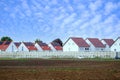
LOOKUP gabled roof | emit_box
[51,42,62,50]
[102,39,114,47]
[0,41,12,51]
[111,37,120,47]
[14,42,21,48]
[51,42,61,46]
[114,37,120,43]
[70,37,90,47]
[37,42,51,50]
[0,42,4,45]
[23,42,37,51]
[87,38,105,48]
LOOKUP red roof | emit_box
[23,42,37,51]
[102,39,114,47]
[37,42,51,51]
[0,41,11,51]
[51,42,62,50]
[41,46,51,50]
[71,37,90,47]
[87,38,105,48]
[27,46,37,51]
[54,46,63,50]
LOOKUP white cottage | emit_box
[111,37,120,52]
[101,39,114,51]
[35,42,51,51]
[86,38,105,52]
[63,37,90,52]
[0,41,17,52]
[18,42,37,52]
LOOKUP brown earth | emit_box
[0,59,120,80]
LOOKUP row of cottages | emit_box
[63,37,116,52]
[0,41,62,52]
[18,42,62,52]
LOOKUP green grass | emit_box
[0,57,120,61]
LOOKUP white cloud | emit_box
[60,13,77,29]
[21,0,32,17]
[90,14,102,24]
[104,2,117,15]
[89,0,102,12]
[103,14,117,24]
[51,0,58,5]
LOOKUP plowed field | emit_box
[0,59,120,80]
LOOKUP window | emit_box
[85,48,89,50]
[68,48,70,51]
[72,43,74,45]
[68,43,70,45]
[12,45,14,52]
[22,47,24,51]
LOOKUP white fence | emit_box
[0,51,118,59]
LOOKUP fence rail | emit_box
[0,51,119,59]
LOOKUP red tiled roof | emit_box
[51,42,62,50]
[23,42,37,51]
[37,42,51,51]
[102,39,114,47]
[41,46,51,50]
[54,46,63,50]
[0,41,11,51]
[71,37,90,47]
[27,46,37,51]
[87,38,105,48]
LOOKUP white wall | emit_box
[48,43,57,51]
[111,38,120,52]
[6,42,18,52]
[86,39,95,51]
[35,43,43,51]
[0,52,116,59]
[101,40,110,51]
[18,43,29,52]
[63,39,79,52]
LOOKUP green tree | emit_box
[35,39,42,43]
[0,36,12,41]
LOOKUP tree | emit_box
[0,36,12,41]
[35,39,42,43]
[52,38,63,46]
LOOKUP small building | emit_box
[0,41,17,52]
[48,42,62,51]
[111,37,120,52]
[35,42,51,51]
[101,39,114,51]
[63,37,90,52]
[86,38,105,51]
[18,42,37,52]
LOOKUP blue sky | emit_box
[0,0,120,43]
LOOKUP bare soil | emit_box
[0,59,120,80]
